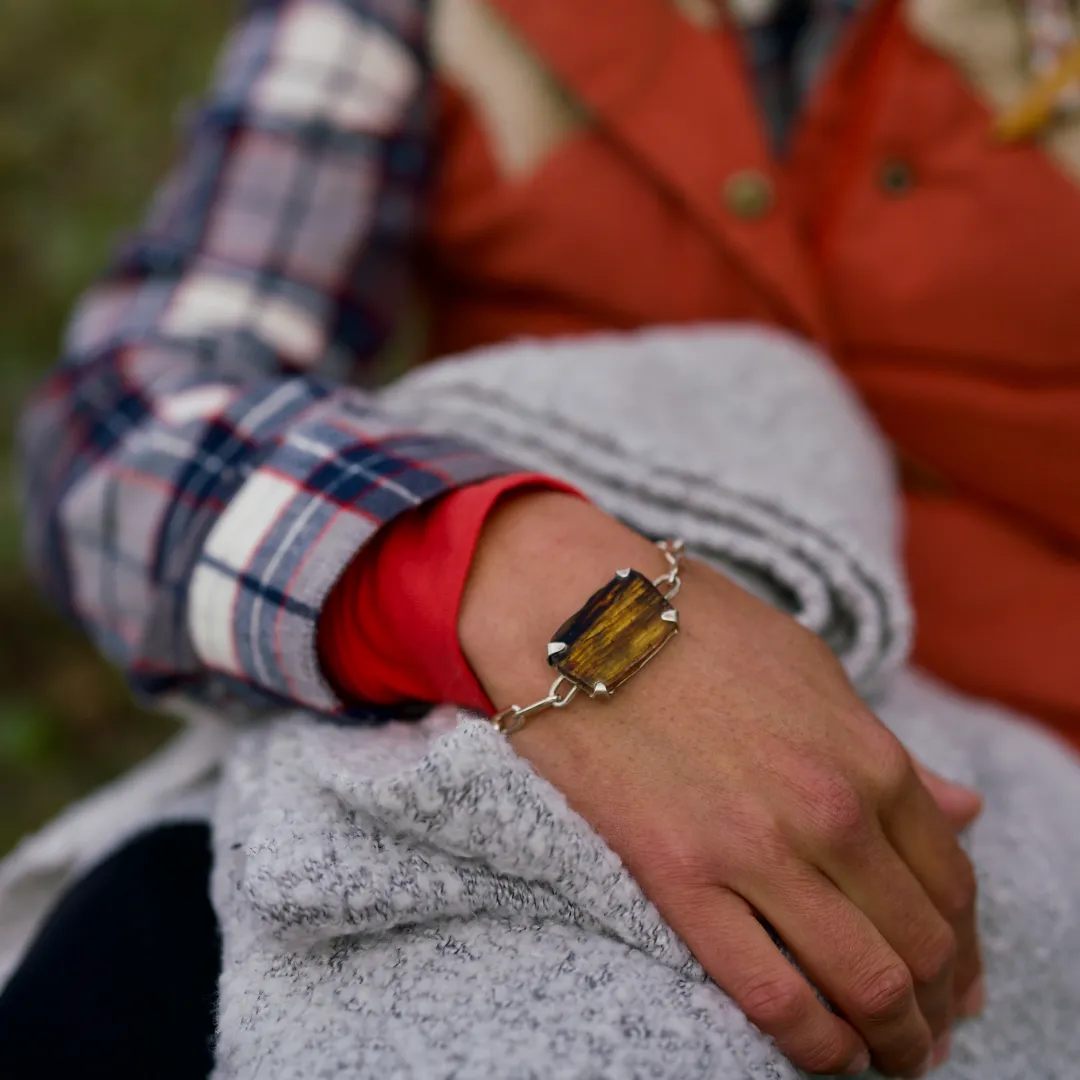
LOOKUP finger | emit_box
[827,830,958,1047]
[912,761,982,831]
[751,865,934,1079]
[886,770,983,1017]
[674,888,870,1076]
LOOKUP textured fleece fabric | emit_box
[207,327,1080,1080]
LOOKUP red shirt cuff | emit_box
[318,474,583,713]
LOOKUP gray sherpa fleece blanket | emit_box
[207,327,1080,1080]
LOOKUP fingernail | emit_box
[844,1049,871,1075]
[959,976,985,1017]
[932,1032,952,1066]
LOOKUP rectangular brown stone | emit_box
[547,569,677,697]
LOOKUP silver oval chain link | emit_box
[491,674,577,736]
[651,537,684,601]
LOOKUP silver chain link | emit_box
[651,537,685,601]
[490,539,684,735]
[490,674,578,736]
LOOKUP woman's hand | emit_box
[460,492,983,1078]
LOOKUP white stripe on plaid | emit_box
[163,273,327,365]
[255,0,420,130]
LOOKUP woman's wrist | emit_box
[458,490,661,713]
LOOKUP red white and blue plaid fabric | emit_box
[17,0,515,720]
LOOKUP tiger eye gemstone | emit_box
[547,569,678,697]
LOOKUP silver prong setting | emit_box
[547,641,568,658]
[592,681,609,697]
[615,568,632,579]
[661,609,679,624]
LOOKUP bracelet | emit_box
[490,539,685,735]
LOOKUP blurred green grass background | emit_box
[0,0,230,853]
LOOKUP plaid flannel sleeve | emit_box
[17,0,516,719]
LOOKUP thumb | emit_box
[914,761,983,831]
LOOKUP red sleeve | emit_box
[318,475,584,713]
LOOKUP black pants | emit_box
[0,823,221,1080]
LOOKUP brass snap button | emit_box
[879,158,916,196]
[722,169,774,221]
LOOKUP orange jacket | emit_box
[421,0,1080,744]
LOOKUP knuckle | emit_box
[909,923,958,986]
[806,776,870,851]
[739,974,810,1033]
[853,963,915,1024]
